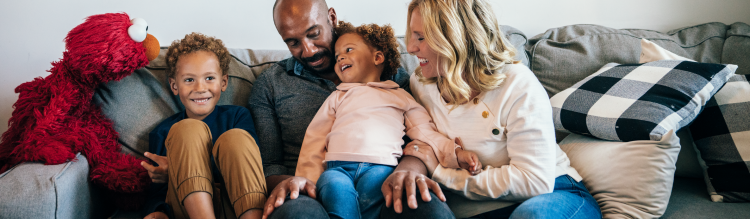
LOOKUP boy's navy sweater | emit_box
[142,105,258,217]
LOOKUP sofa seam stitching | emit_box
[51,152,78,219]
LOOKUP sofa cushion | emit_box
[722,22,750,76]
[662,177,750,218]
[550,60,736,141]
[689,74,750,202]
[501,25,529,67]
[674,128,704,179]
[559,131,680,219]
[526,22,728,98]
[640,38,693,63]
[0,154,108,219]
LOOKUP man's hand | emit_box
[403,140,438,176]
[143,212,168,219]
[262,176,317,219]
[381,156,446,214]
[141,152,168,183]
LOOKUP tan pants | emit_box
[165,119,267,219]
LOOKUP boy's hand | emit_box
[141,152,169,183]
[455,138,482,175]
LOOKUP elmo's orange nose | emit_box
[142,34,160,61]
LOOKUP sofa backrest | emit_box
[95,26,529,157]
[524,22,750,98]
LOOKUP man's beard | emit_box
[298,28,338,74]
[299,50,332,72]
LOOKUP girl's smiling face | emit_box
[334,33,384,83]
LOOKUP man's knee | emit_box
[268,195,329,219]
[379,191,454,219]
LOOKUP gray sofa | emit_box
[1,23,748,219]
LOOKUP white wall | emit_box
[1,0,749,134]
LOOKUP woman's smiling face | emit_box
[407,7,441,79]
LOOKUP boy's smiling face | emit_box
[334,33,384,83]
[169,50,228,120]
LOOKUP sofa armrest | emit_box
[0,153,110,219]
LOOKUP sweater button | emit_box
[473,98,479,104]
[492,128,500,135]
[482,111,489,118]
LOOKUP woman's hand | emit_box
[262,176,317,219]
[402,140,439,176]
[381,157,446,213]
[143,212,168,219]
[141,152,168,183]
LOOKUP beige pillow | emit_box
[639,38,693,63]
[559,130,681,219]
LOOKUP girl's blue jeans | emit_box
[316,161,395,219]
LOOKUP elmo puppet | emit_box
[0,13,159,194]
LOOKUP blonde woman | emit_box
[383,0,602,218]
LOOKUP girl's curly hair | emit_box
[334,21,401,81]
[166,32,230,78]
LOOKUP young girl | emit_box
[295,21,480,219]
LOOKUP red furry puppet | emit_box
[0,13,160,195]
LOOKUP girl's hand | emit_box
[403,140,439,176]
[455,137,482,175]
[456,147,482,175]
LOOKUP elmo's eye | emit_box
[128,18,148,42]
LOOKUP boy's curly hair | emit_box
[166,32,230,78]
[335,21,401,81]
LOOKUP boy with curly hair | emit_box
[142,32,265,219]
[295,21,481,219]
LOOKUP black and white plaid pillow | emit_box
[550,60,737,142]
[689,74,750,202]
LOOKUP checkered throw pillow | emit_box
[550,60,737,142]
[689,74,750,202]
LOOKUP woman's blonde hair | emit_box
[407,0,517,107]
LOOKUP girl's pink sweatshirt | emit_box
[295,80,459,183]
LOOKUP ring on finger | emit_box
[414,145,419,152]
